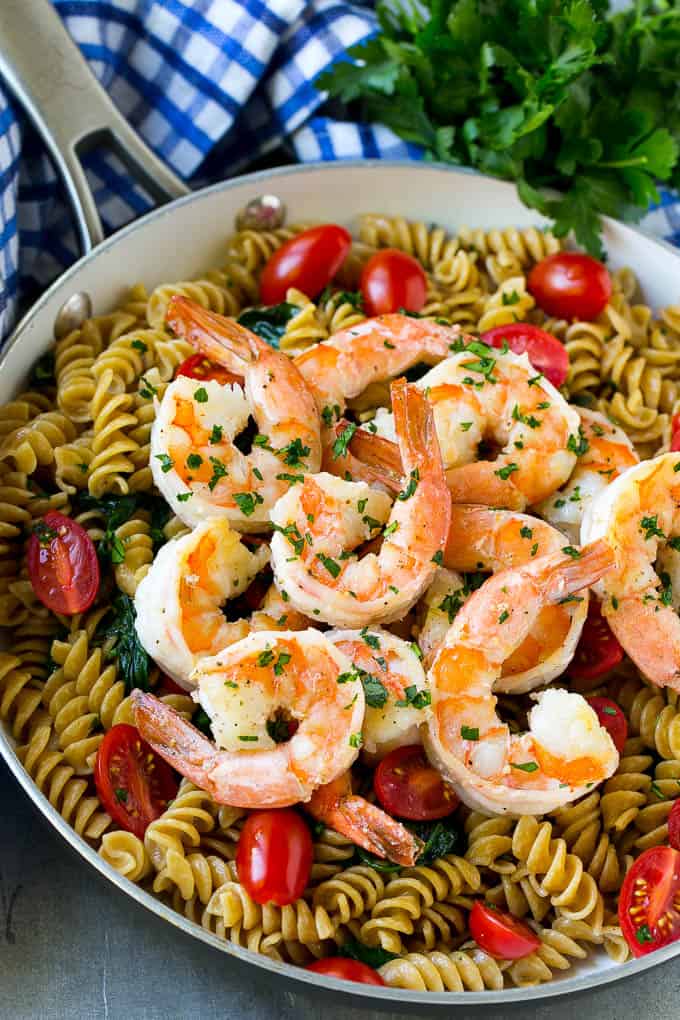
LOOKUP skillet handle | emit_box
[0,0,190,253]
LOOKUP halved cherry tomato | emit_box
[373,744,459,821]
[259,224,352,305]
[480,323,569,387]
[469,901,541,959]
[175,353,243,387]
[236,809,312,906]
[619,846,680,956]
[360,249,427,317]
[27,511,99,615]
[668,800,680,852]
[670,412,680,452]
[94,724,178,838]
[306,958,385,985]
[569,598,623,682]
[528,252,612,321]
[586,696,628,756]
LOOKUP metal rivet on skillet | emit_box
[53,291,93,339]
[235,195,286,232]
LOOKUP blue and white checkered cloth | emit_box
[1,0,679,342]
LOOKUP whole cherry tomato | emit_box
[528,252,612,320]
[306,958,385,985]
[94,724,178,838]
[480,323,569,387]
[27,511,100,615]
[569,598,623,682]
[236,809,312,905]
[259,225,352,305]
[469,901,541,959]
[586,696,628,756]
[360,249,427,317]
[619,846,680,956]
[175,353,242,387]
[374,744,459,821]
[668,800,680,852]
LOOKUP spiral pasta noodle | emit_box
[3,209,680,994]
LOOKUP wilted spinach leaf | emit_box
[338,937,397,969]
[237,303,300,347]
[99,594,149,693]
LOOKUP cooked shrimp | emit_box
[307,771,422,866]
[135,518,269,688]
[332,428,589,694]
[424,541,618,816]
[327,627,430,760]
[581,452,680,689]
[534,408,639,543]
[153,296,321,530]
[293,313,462,423]
[132,630,364,807]
[359,343,579,509]
[269,379,450,628]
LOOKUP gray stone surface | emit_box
[2,757,680,1020]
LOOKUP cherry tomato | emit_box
[306,958,385,985]
[480,323,569,388]
[469,901,541,959]
[236,809,312,906]
[360,249,427,317]
[259,225,352,305]
[528,252,612,321]
[586,696,628,756]
[27,511,100,615]
[373,744,459,821]
[175,353,242,386]
[619,846,680,956]
[94,724,178,838]
[569,598,623,682]
[668,800,680,852]
[670,412,680,452]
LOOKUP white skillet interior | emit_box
[2,161,680,1004]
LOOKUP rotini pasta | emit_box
[2,209,680,996]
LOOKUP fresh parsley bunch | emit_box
[317,0,680,257]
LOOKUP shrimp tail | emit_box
[166,295,260,371]
[391,378,440,479]
[306,773,423,867]
[132,690,217,789]
[540,539,615,603]
[325,419,402,493]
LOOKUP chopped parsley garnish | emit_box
[498,609,510,623]
[316,553,341,578]
[520,526,533,539]
[176,492,193,502]
[193,387,208,403]
[321,404,341,428]
[278,437,310,467]
[114,788,128,803]
[349,732,363,748]
[332,423,358,460]
[155,453,173,473]
[238,735,259,742]
[274,651,292,676]
[461,726,479,741]
[209,424,223,444]
[395,685,431,710]
[640,515,665,541]
[398,469,419,501]
[495,463,519,480]
[186,453,203,470]
[360,628,380,650]
[233,490,264,516]
[431,550,444,565]
[257,649,275,667]
[562,546,581,559]
[511,761,539,773]
[567,428,590,456]
[208,456,228,492]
